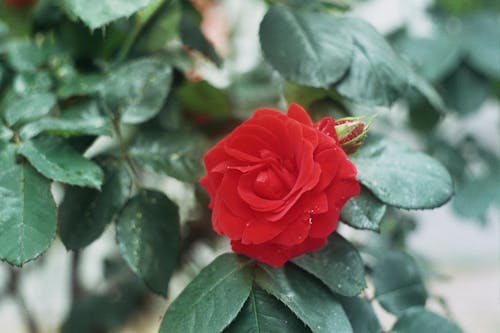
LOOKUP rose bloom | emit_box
[200,104,360,267]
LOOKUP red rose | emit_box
[200,104,360,267]
[4,0,36,7]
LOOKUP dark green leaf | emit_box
[178,81,232,119]
[62,0,158,30]
[129,130,207,182]
[0,143,57,266]
[292,233,366,297]
[339,296,381,333]
[18,136,104,189]
[225,287,310,333]
[116,190,179,296]
[255,264,353,333]
[392,307,463,333]
[461,12,500,79]
[406,88,442,132]
[259,5,353,88]
[441,65,490,115]
[340,187,386,231]
[4,92,57,127]
[407,70,446,113]
[19,100,111,140]
[59,163,132,250]
[179,1,220,65]
[159,253,253,333]
[352,137,454,209]
[99,57,172,124]
[372,251,427,315]
[335,18,409,106]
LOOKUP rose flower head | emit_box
[200,104,360,267]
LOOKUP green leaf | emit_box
[372,251,427,315]
[177,81,232,120]
[19,100,111,140]
[0,143,57,266]
[129,130,207,182]
[441,65,490,115]
[116,190,179,296]
[292,233,366,297]
[394,32,461,82]
[0,123,13,142]
[4,92,57,127]
[392,307,463,333]
[59,162,132,250]
[3,39,51,73]
[340,187,386,231]
[255,264,353,333]
[339,296,381,333]
[452,173,500,221]
[179,1,220,65]
[62,0,158,30]
[56,73,103,98]
[351,137,454,209]
[11,71,54,95]
[461,12,500,79]
[283,82,328,109]
[259,5,353,88]
[335,18,409,106]
[99,58,172,124]
[134,0,181,54]
[159,253,253,333]
[225,287,311,333]
[18,136,104,189]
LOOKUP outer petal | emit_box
[241,219,287,245]
[231,237,326,267]
[271,217,311,246]
[287,103,313,126]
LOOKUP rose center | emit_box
[253,168,289,199]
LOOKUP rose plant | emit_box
[0,0,490,332]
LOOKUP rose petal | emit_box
[271,218,311,246]
[218,203,247,240]
[220,170,254,219]
[237,172,284,211]
[287,103,313,126]
[315,148,341,191]
[241,219,287,244]
[308,209,340,238]
[231,237,326,267]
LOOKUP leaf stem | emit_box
[111,116,142,188]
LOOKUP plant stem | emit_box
[70,250,83,306]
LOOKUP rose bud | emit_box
[200,104,360,267]
[316,116,368,155]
